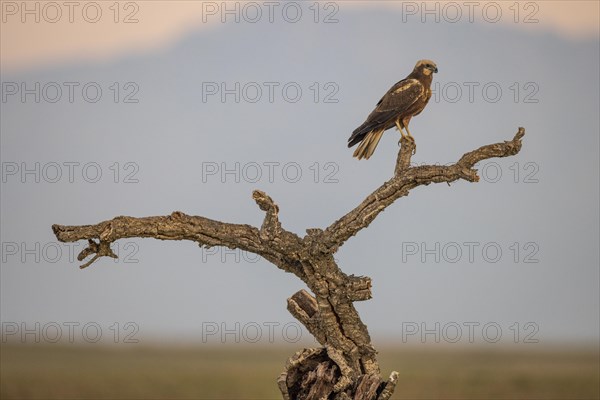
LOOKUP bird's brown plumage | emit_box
[348,59,438,160]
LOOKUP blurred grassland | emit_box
[1,343,598,399]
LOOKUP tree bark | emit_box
[52,128,525,399]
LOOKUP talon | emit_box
[404,130,416,154]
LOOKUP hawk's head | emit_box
[414,59,438,76]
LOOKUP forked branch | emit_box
[320,128,525,253]
[51,127,525,399]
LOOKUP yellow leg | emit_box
[404,125,415,141]
[395,120,407,138]
[395,120,407,146]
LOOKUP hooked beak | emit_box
[430,66,438,73]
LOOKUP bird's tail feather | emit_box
[353,129,385,160]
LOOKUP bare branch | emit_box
[320,128,525,252]
[459,127,525,168]
[252,189,281,238]
[53,212,257,247]
[57,205,290,272]
[53,212,265,268]
[52,193,308,285]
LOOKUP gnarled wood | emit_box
[52,128,525,399]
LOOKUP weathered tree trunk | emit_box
[52,128,525,399]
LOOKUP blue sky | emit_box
[1,2,598,346]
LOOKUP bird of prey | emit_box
[348,59,438,160]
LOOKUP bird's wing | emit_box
[348,79,424,147]
[374,78,424,112]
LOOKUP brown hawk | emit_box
[348,59,438,159]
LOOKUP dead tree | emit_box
[52,128,525,399]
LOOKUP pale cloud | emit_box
[0,1,598,72]
[532,1,599,38]
[1,1,207,71]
